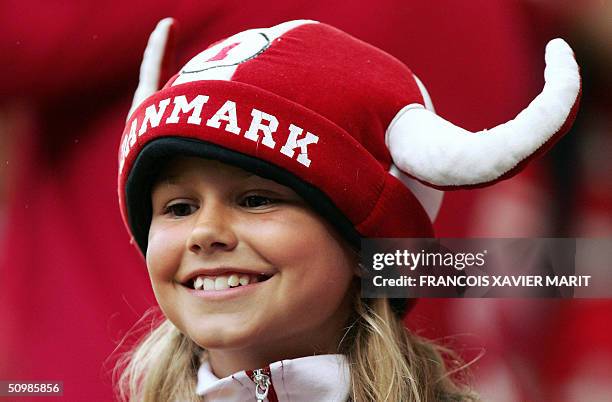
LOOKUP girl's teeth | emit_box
[191,273,264,291]
[215,276,229,290]
[203,277,215,291]
[239,275,250,286]
[228,274,240,287]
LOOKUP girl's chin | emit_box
[189,328,264,351]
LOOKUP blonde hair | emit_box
[113,291,478,402]
[343,295,479,401]
[113,311,202,401]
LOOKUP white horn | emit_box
[127,17,175,120]
[386,38,581,188]
[389,74,444,222]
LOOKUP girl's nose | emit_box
[187,204,238,254]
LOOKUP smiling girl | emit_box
[114,19,580,401]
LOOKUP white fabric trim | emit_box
[389,164,444,222]
[413,74,435,112]
[387,38,580,187]
[196,354,350,402]
[128,18,174,120]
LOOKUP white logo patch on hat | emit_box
[172,20,316,85]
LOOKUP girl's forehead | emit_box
[156,156,253,183]
[152,156,302,198]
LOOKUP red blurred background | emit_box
[1,1,610,401]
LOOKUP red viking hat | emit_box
[118,19,581,312]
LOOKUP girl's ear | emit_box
[352,262,364,278]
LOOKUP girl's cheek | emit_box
[146,224,185,280]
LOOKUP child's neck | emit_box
[206,324,347,378]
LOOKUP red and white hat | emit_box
[118,19,581,272]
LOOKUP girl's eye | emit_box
[164,202,197,217]
[241,195,276,209]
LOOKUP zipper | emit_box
[247,366,278,402]
[253,368,270,401]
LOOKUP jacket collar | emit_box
[196,354,350,401]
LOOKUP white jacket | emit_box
[196,354,350,401]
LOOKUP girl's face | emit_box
[147,157,357,362]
